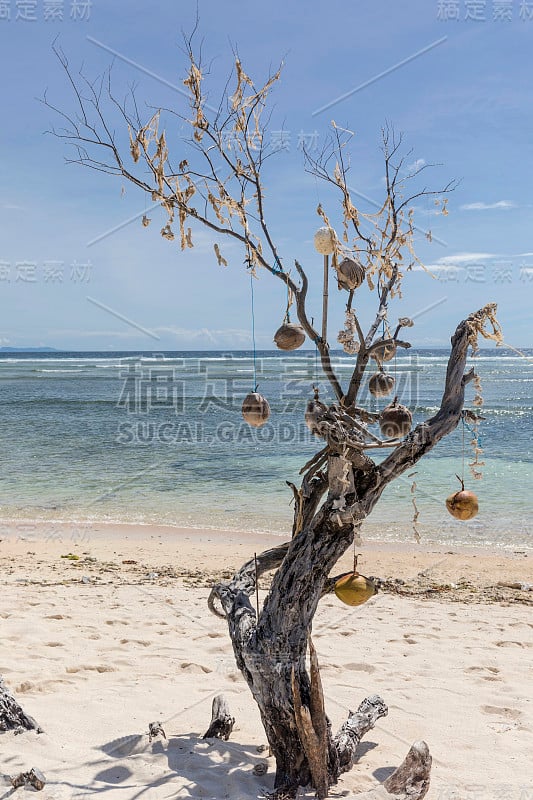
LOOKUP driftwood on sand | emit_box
[202,694,235,741]
[0,677,40,733]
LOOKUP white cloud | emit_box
[460,201,516,211]
[434,252,496,265]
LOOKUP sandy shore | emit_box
[1,522,532,799]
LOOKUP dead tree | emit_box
[46,34,503,799]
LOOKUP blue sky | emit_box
[1,0,532,350]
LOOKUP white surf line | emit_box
[86,36,218,113]
[86,296,161,341]
[312,37,448,116]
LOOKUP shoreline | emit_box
[2,516,532,553]
[1,519,531,603]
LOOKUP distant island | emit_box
[0,347,59,352]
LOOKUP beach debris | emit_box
[203,695,235,741]
[379,398,412,439]
[81,576,92,584]
[274,322,306,351]
[122,559,138,565]
[242,392,270,428]
[445,476,478,521]
[253,762,268,776]
[496,581,532,592]
[10,769,46,791]
[60,553,80,560]
[148,721,167,743]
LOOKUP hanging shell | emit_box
[242,392,270,428]
[371,339,397,362]
[368,371,395,398]
[304,388,327,435]
[336,258,365,292]
[379,398,412,439]
[313,226,336,255]
[334,571,376,607]
[274,323,306,351]
[446,479,479,520]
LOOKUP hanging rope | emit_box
[461,414,466,485]
[311,316,319,387]
[284,272,293,323]
[250,270,258,391]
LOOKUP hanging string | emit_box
[250,270,258,391]
[353,546,360,575]
[284,272,293,323]
[461,414,466,485]
[311,316,319,387]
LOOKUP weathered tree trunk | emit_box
[0,677,40,733]
[208,307,496,798]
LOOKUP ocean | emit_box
[0,349,531,550]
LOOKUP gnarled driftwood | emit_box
[203,694,235,741]
[0,677,40,733]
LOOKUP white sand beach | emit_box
[1,524,532,800]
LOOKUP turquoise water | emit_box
[0,349,531,550]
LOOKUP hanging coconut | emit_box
[304,387,327,435]
[379,397,412,438]
[446,477,479,520]
[368,371,395,398]
[336,258,365,292]
[274,322,306,351]
[242,392,270,428]
[313,226,336,255]
[334,560,376,607]
[371,339,397,362]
